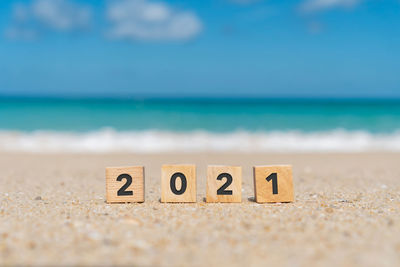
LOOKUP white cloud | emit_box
[300,0,361,14]
[32,0,91,30]
[6,0,92,39]
[5,27,38,41]
[106,0,202,41]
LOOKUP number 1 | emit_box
[266,173,278,194]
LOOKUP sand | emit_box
[0,152,399,266]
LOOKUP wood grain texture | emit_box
[161,164,196,203]
[106,166,144,203]
[253,165,294,203]
[206,165,242,203]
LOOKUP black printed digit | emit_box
[266,173,278,194]
[170,172,187,195]
[216,173,233,195]
[117,174,133,196]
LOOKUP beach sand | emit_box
[0,152,399,266]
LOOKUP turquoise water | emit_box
[1,98,400,133]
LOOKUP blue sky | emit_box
[0,0,399,98]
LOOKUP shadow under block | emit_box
[206,166,242,203]
[106,166,145,203]
[253,165,294,203]
[161,164,196,203]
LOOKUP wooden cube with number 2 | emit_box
[106,166,145,203]
[206,165,242,203]
[253,165,294,203]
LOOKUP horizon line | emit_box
[1,94,400,103]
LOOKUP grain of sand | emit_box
[0,152,399,266]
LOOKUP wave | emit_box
[1,128,400,153]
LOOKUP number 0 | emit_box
[170,172,187,195]
[266,173,278,194]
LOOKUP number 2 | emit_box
[266,173,278,194]
[217,173,233,195]
[117,174,133,196]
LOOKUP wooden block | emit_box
[253,165,294,203]
[161,164,196,203]
[106,166,145,203]
[206,165,242,203]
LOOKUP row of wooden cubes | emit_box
[106,165,294,203]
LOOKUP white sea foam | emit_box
[1,128,400,153]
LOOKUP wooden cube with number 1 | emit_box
[253,165,294,203]
[161,164,196,203]
[106,166,145,203]
[206,165,242,203]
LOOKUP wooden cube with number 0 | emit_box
[253,165,294,203]
[206,165,242,203]
[106,166,145,203]
[161,164,196,203]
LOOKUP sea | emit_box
[1,97,400,153]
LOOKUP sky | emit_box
[0,0,399,98]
